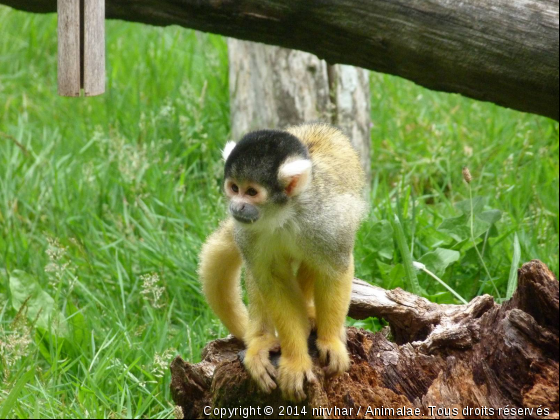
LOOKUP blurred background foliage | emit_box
[0,6,558,418]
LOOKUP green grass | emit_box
[0,6,558,419]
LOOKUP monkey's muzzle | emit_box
[229,201,260,224]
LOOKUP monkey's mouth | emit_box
[232,214,259,224]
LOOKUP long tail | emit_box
[198,219,248,340]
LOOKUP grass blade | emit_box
[414,262,468,304]
[0,367,35,418]
[506,233,521,300]
[391,214,422,296]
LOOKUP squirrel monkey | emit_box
[199,123,366,401]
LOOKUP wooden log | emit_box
[57,0,81,96]
[228,40,372,182]
[9,0,559,120]
[170,260,559,418]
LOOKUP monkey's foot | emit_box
[243,335,279,393]
[278,358,317,402]
[316,337,350,377]
[244,349,277,393]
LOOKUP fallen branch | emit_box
[2,0,558,120]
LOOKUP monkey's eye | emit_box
[246,188,258,197]
[231,184,239,193]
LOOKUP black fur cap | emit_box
[224,130,309,201]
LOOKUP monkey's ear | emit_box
[222,141,236,161]
[278,159,312,197]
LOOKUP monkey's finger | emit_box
[323,350,350,377]
[323,362,339,377]
[294,387,306,402]
[282,385,306,402]
[263,360,277,380]
[259,360,278,391]
[293,375,305,401]
[322,353,334,376]
[255,369,277,393]
[317,344,330,365]
[319,352,329,368]
[262,376,277,392]
[305,370,318,385]
[254,348,277,380]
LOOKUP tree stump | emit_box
[170,260,559,419]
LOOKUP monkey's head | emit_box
[222,130,312,226]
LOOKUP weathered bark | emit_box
[170,260,559,419]
[3,0,558,120]
[228,40,372,182]
[330,65,371,181]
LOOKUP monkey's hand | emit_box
[316,337,350,377]
[243,335,279,394]
[278,356,317,402]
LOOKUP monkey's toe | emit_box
[244,351,277,393]
[316,338,350,377]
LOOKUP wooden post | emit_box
[58,0,105,97]
[228,40,372,183]
[329,64,371,182]
[57,0,81,96]
[83,0,105,96]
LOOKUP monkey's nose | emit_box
[229,201,260,223]
[230,202,245,212]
